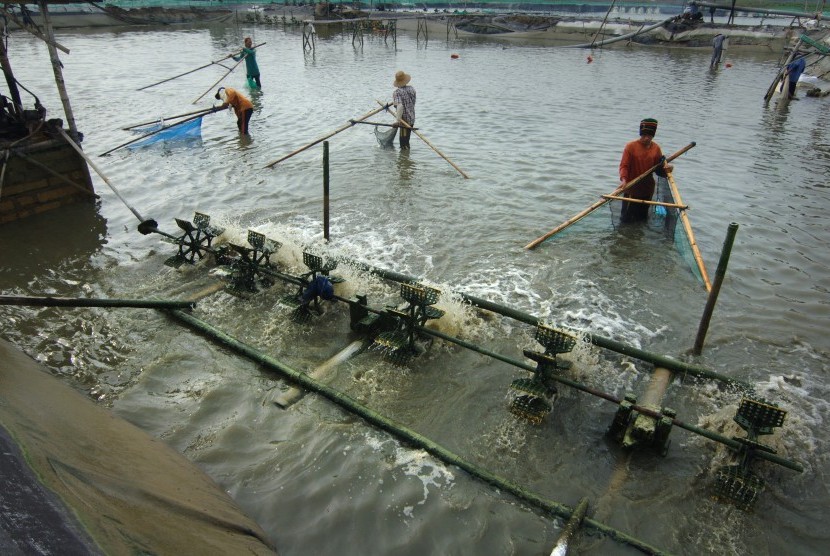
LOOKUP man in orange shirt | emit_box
[214,86,254,135]
[618,118,673,223]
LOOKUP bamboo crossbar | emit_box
[192,56,246,105]
[600,194,687,209]
[122,107,213,130]
[100,110,212,156]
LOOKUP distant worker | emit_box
[214,86,254,135]
[784,55,807,99]
[618,119,673,223]
[710,33,726,69]
[233,37,261,89]
[392,70,416,149]
[709,5,716,23]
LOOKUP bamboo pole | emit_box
[764,35,805,103]
[666,171,711,292]
[0,6,70,54]
[0,33,26,118]
[263,105,388,168]
[0,295,194,310]
[376,99,470,179]
[122,107,215,130]
[601,194,687,209]
[57,128,149,224]
[191,56,246,105]
[137,42,265,91]
[549,497,590,555]
[166,308,670,555]
[524,142,696,250]
[100,109,213,156]
[38,1,78,138]
[693,223,739,355]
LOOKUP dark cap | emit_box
[639,118,658,137]
[214,87,225,100]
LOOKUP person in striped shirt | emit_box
[392,70,416,149]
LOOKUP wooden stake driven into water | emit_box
[263,105,389,168]
[375,99,470,179]
[524,142,696,250]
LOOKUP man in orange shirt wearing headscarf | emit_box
[618,118,673,223]
[214,86,254,135]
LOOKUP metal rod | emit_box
[0,295,194,310]
[165,308,669,555]
[693,223,739,355]
[57,128,148,223]
[353,262,747,387]
[549,497,590,555]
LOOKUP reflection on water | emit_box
[2,22,830,556]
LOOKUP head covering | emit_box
[215,87,227,101]
[639,118,658,137]
[393,70,411,88]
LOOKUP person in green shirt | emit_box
[233,37,261,89]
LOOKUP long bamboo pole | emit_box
[524,142,696,250]
[100,109,213,156]
[263,105,388,168]
[122,107,215,130]
[666,171,711,292]
[376,99,470,179]
[57,128,149,224]
[137,42,266,91]
[191,56,246,105]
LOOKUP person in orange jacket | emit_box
[213,86,254,135]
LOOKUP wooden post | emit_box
[323,141,330,242]
[38,1,78,138]
[0,21,24,116]
[693,223,739,356]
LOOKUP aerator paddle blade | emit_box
[509,394,551,425]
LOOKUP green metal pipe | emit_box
[414,325,803,473]
[0,295,194,310]
[323,141,330,242]
[165,308,669,555]
[693,223,739,356]
[357,263,749,388]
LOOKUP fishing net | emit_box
[549,177,705,284]
[375,125,397,148]
[127,117,203,150]
[607,176,705,286]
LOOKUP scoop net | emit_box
[375,125,397,148]
[127,117,203,149]
[608,175,706,286]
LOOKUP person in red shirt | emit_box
[214,86,254,135]
[618,118,673,223]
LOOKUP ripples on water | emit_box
[3,21,830,554]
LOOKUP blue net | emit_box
[127,116,203,149]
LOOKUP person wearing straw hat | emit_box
[392,70,416,149]
[213,86,254,135]
[618,118,673,223]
